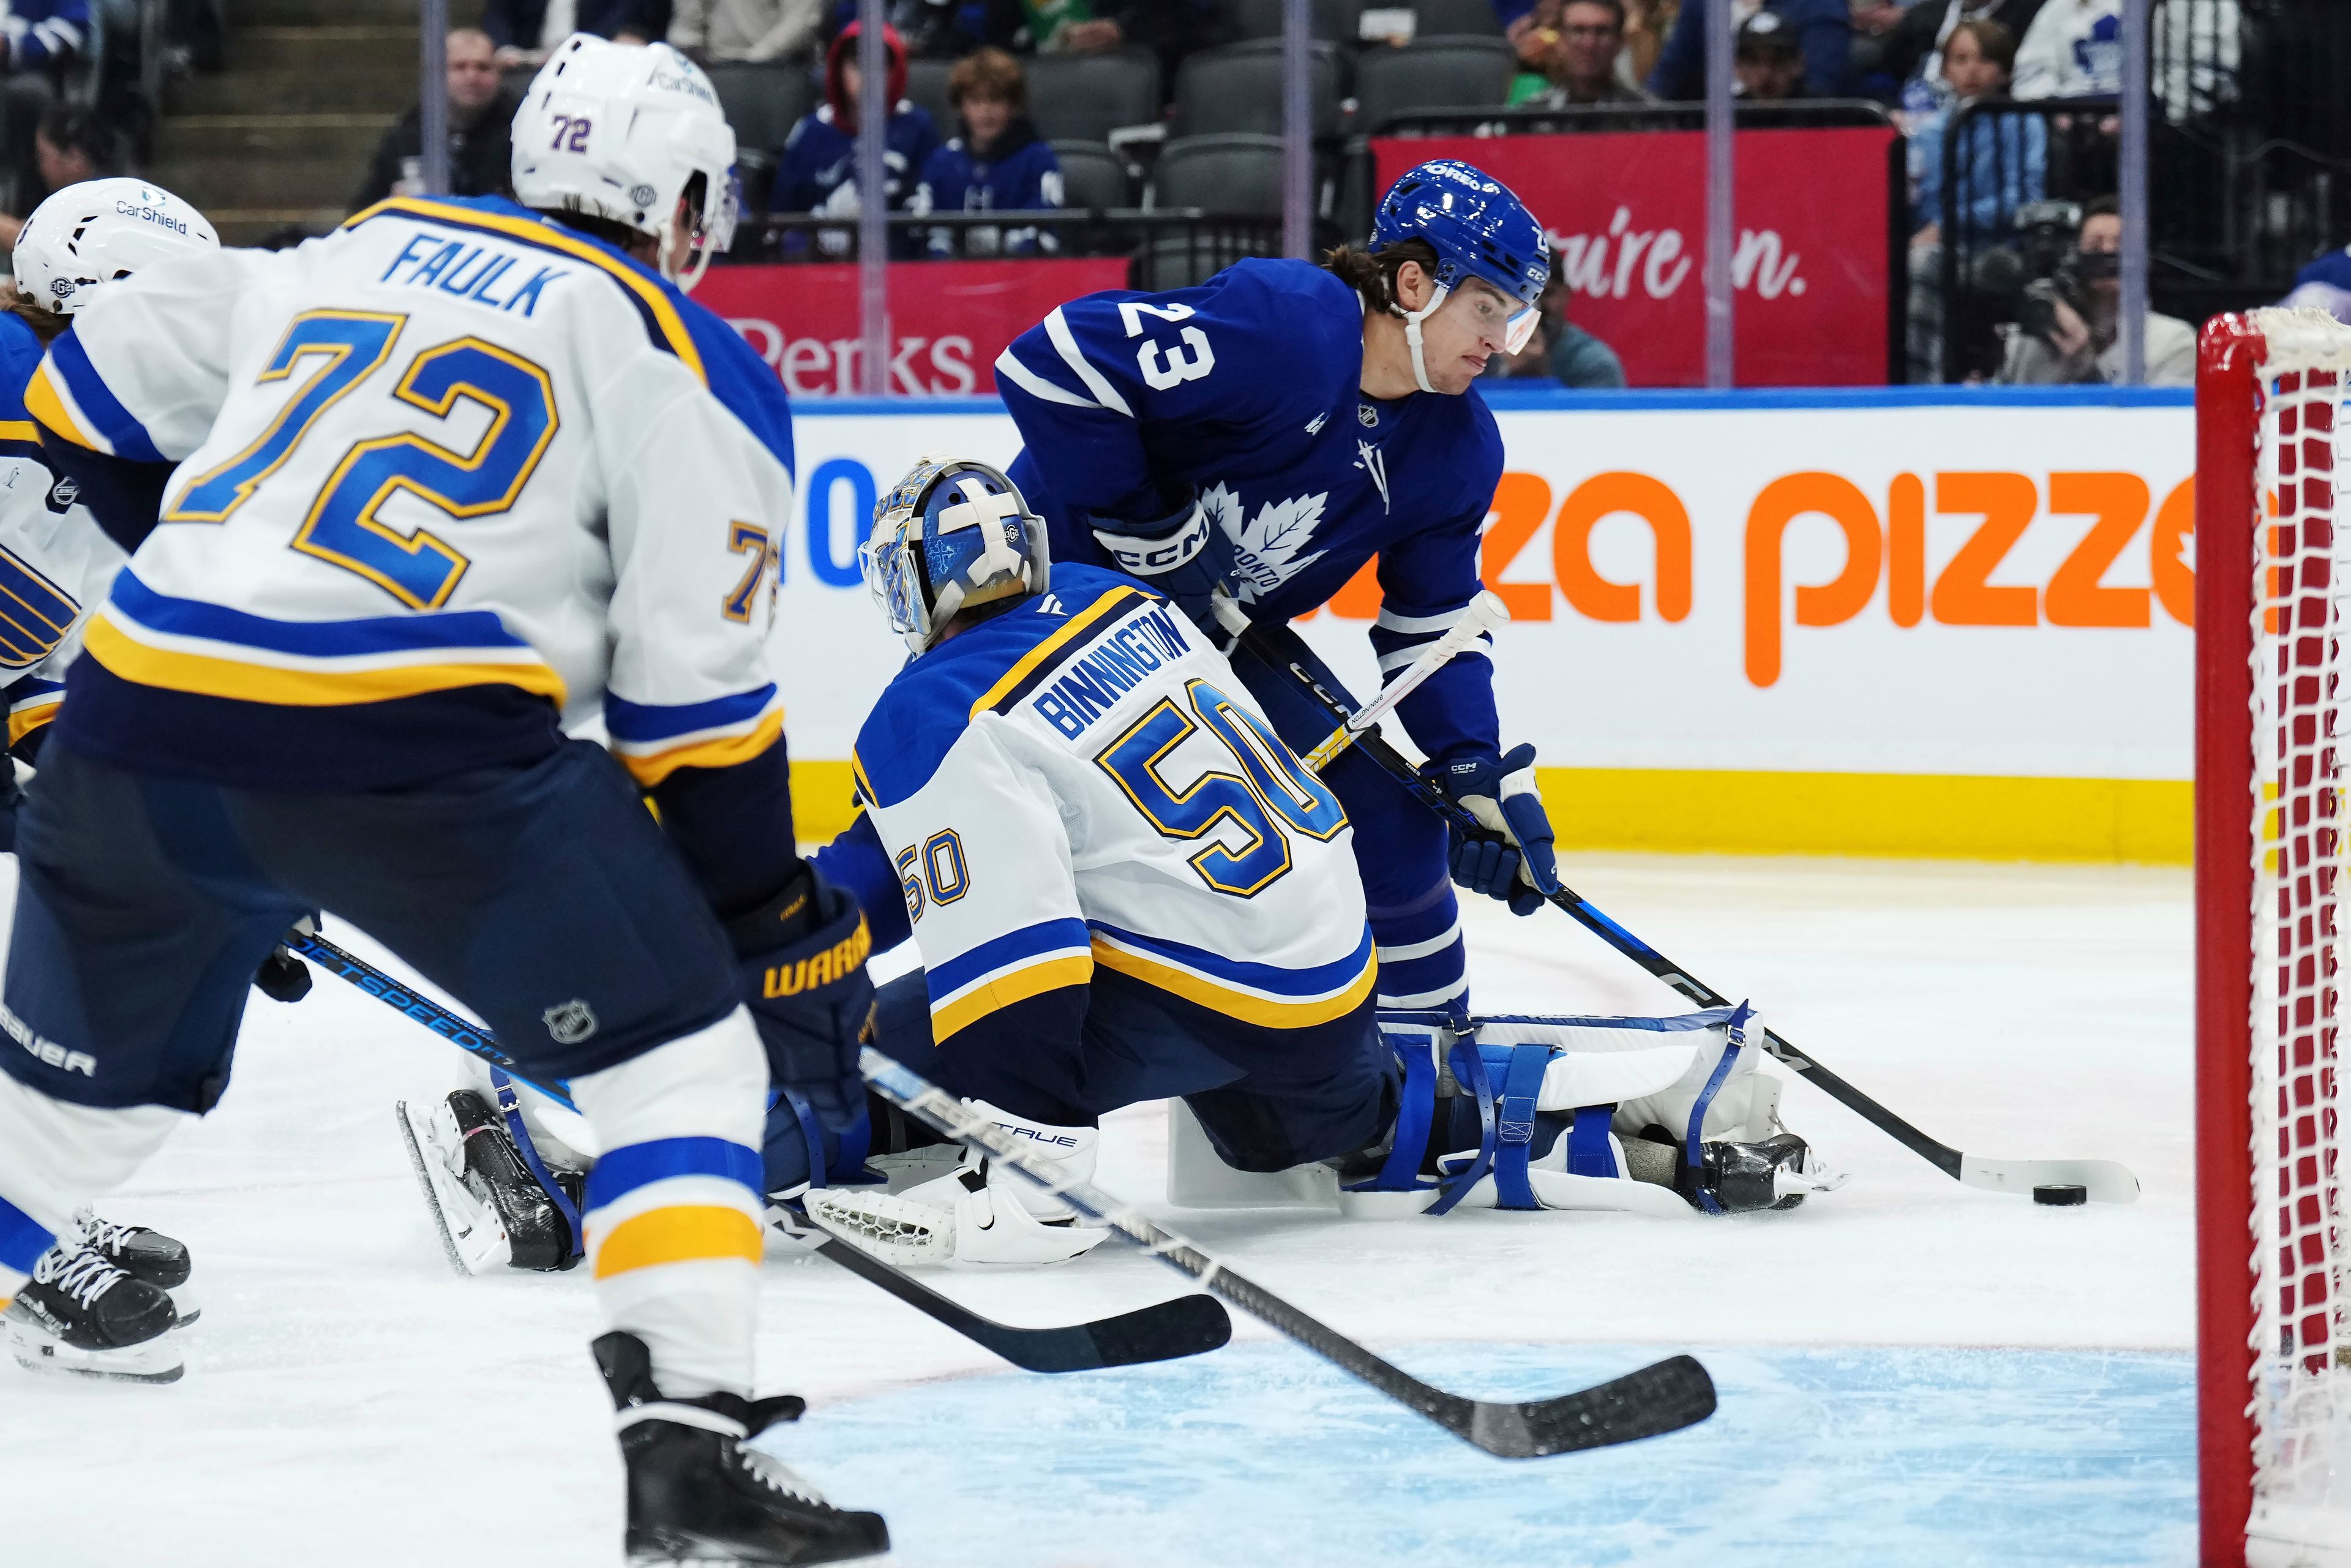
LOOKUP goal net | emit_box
[2200,306,2351,1568]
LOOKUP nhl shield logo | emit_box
[542,999,598,1045]
[1357,403,1379,428]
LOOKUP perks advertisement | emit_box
[1373,130,1898,388]
[694,258,1129,397]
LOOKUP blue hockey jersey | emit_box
[773,101,941,219]
[1,0,89,67]
[910,118,1062,257]
[995,258,1509,767]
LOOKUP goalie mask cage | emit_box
[2199,307,2351,1567]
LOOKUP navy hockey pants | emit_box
[868,967,1398,1173]
[1223,623,1467,1014]
[0,737,743,1114]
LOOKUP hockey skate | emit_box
[595,1330,889,1567]
[801,1104,1108,1269]
[397,1090,582,1276]
[75,1208,199,1326]
[4,1241,182,1383]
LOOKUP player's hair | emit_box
[540,171,711,257]
[948,47,1025,109]
[1946,17,2018,75]
[1323,237,1444,316]
[4,290,67,343]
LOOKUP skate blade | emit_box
[167,1285,201,1328]
[394,1100,509,1277]
[6,1322,185,1384]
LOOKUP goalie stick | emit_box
[860,1045,1718,1458]
[290,931,1235,1373]
[1237,634,2141,1207]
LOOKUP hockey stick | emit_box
[860,1045,1717,1458]
[291,931,1236,1371]
[1240,642,2142,1207]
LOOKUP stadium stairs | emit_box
[147,0,418,246]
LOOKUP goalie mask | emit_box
[860,459,1049,654]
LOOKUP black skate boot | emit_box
[594,1331,890,1567]
[1677,1131,1829,1213]
[75,1208,198,1326]
[397,1089,583,1275]
[4,1242,182,1382]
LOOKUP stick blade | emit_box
[1078,1292,1234,1371]
[1958,1155,2140,1204]
[1461,1352,1718,1458]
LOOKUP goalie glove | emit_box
[1087,490,1237,643]
[1430,743,1560,917]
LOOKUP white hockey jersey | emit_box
[27,194,796,795]
[0,308,124,752]
[853,563,1376,1051]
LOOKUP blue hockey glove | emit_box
[1429,744,1560,917]
[1087,490,1236,641]
[724,870,876,1130]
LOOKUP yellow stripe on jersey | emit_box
[23,362,98,451]
[932,953,1095,1042]
[1089,937,1378,1029]
[968,588,1146,719]
[0,420,40,443]
[591,1204,763,1278]
[345,198,705,383]
[8,696,59,746]
[615,706,786,787]
[84,615,569,709]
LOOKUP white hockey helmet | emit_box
[510,34,739,291]
[12,177,219,315]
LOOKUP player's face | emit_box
[1421,278,1521,393]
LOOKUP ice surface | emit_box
[0,854,2191,1566]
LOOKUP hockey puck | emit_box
[2033,1184,2088,1207]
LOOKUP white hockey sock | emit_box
[568,1008,768,1400]
[0,1072,185,1308]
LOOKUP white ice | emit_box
[0,854,2192,1566]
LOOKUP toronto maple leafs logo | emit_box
[1202,481,1329,603]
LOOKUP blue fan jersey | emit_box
[996,258,1508,767]
[912,121,1062,256]
[773,102,942,216]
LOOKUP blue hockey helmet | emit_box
[1370,160,1551,389]
[860,457,1050,653]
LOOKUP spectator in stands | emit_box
[0,0,89,189]
[2011,0,2240,116]
[1649,0,1847,101]
[482,0,666,71]
[2281,246,2351,326]
[1549,313,1627,386]
[1907,19,2043,380]
[989,0,1223,72]
[670,0,823,63]
[774,20,939,251]
[1733,12,1807,99]
[1870,0,2044,112]
[1996,195,2194,384]
[350,28,518,212]
[911,45,1059,255]
[1509,0,1657,107]
[1619,0,1677,85]
[0,99,110,249]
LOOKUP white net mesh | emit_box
[2249,309,2351,1562]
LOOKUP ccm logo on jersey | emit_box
[762,917,873,998]
[0,999,94,1076]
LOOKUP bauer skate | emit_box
[75,1207,199,1326]
[595,1331,890,1567]
[4,1240,182,1383]
[397,1090,582,1275]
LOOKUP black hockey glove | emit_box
[724,869,875,1130]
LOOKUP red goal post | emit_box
[2197,306,2351,1567]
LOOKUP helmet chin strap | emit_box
[1397,282,1450,395]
